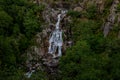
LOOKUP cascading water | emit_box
[48,10,67,58]
[25,10,67,78]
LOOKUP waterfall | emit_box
[48,10,67,58]
[24,10,67,78]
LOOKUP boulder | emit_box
[74,7,83,12]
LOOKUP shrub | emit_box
[85,4,98,19]
[67,10,81,18]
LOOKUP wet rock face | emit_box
[96,0,105,13]
[27,0,91,72]
[103,0,120,37]
[25,0,120,78]
[25,2,72,75]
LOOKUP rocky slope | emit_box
[25,1,72,77]
[24,0,120,78]
[103,0,120,37]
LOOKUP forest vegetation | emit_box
[0,0,120,80]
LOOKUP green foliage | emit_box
[0,36,16,65]
[58,11,120,80]
[0,0,120,80]
[117,3,120,12]
[59,40,109,80]
[59,33,120,80]
[0,10,13,35]
[28,70,48,80]
[59,17,120,80]
[85,5,98,19]
[0,0,45,79]
[71,20,101,41]
[23,9,40,38]
[67,10,81,18]
[0,66,24,80]
[102,0,113,17]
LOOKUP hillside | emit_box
[0,0,120,80]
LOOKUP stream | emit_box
[48,10,67,58]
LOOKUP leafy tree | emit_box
[0,10,13,35]
[0,0,45,79]
[0,36,16,65]
[23,9,40,38]
[59,40,109,80]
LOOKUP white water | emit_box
[48,10,67,58]
[24,70,35,78]
[25,10,67,78]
